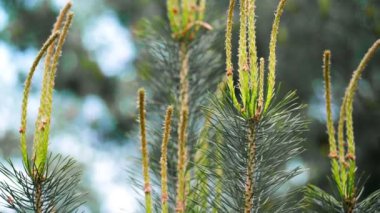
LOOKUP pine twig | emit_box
[33,8,74,173]
[160,106,174,213]
[176,108,189,213]
[138,88,152,213]
[265,0,288,111]
[20,32,60,168]
[244,123,257,213]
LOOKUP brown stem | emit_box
[34,176,43,213]
[344,197,356,213]
[179,42,190,113]
[175,42,190,213]
[244,123,256,213]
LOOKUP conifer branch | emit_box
[2,2,83,212]
[0,155,84,212]
[304,39,380,213]
[138,88,153,213]
[160,106,174,213]
[133,1,222,211]
[204,91,305,212]
[343,39,380,201]
[265,0,288,111]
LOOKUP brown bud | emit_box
[254,105,262,122]
[345,153,356,161]
[343,161,349,168]
[173,8,179,14]
[240,106,246,113]
[243,63,249,71]
[328,151,338,159]
[226,68,233,77]
[161,193,169,202]
[7,196,13,204]
[144,183,151,193]
[176,202,185,211]
[39,124,46,131]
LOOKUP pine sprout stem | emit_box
[322,50,343,195]
[176,108,189,213]
[20,32,60,168]
[265,0,288,111]
[138,89,152,213]
[244,123,257,213]
[160,106,174,213]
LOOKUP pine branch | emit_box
[20,32,60,169]
[322,50,342,195]
[160,106,174,213]
[265,0,288,111]
[134,1,306,212]
[198,91,306,212]
[133,6,224,211]
[304,39,380,213]
[225,0,237,106]
[33,6,74,173]
[176,109,188,212]
[0,154,84,212]
[0,2,84,212]
[138,89,153,213]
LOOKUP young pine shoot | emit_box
[0,2,84,212]
[304,39,380,213]
[198,0,306,211]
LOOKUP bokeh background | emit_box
[0,0,379,212]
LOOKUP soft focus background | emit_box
[0,0,379,212]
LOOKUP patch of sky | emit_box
[0,3,8,31]
[286,159,309,186]
[275,158,310,196]
[50,126,139,211]
[21,0,40,10]
[46,92,138,211]
[82,11,136,77]
[52,0,105,19]
[308,79,338,123]
[0,42,42,138]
